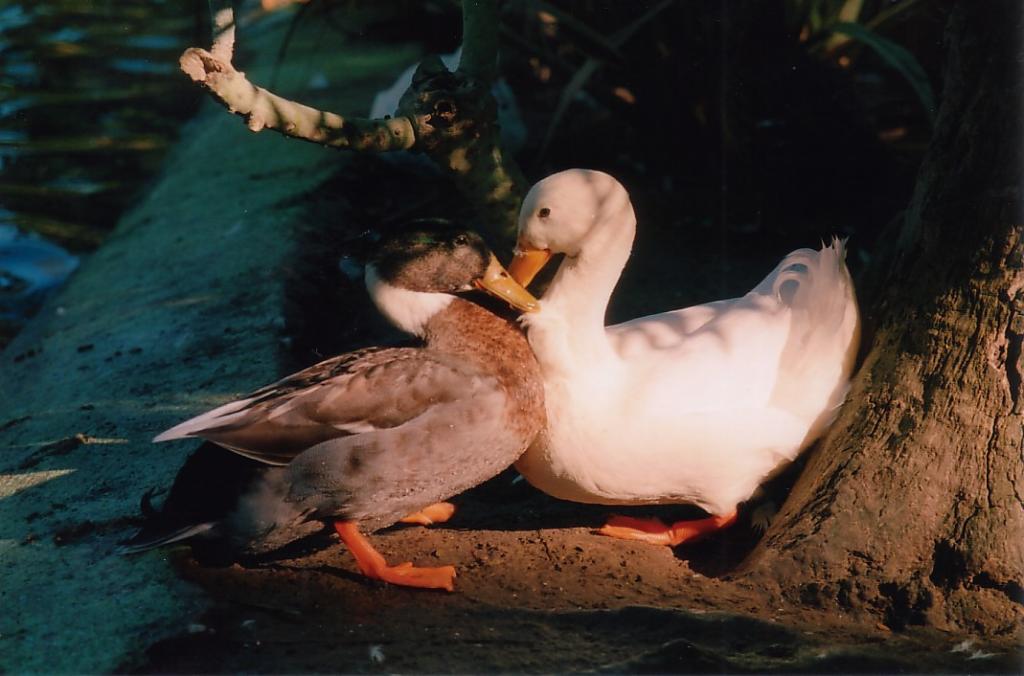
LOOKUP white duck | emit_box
[507,169,860,546]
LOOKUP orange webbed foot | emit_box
[365,559,457,591]
[334,521,456,592]
[399,502,457,526]
[596,511,738,547]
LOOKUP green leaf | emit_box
[831,20,937,126]
[536,0,673,163]
[837,0,864,23]
[824,0,864,50]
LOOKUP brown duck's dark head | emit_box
[368,221,538,319]
[372,222,493,294]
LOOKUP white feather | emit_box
[364,264,454,337]
[513,170,860,515]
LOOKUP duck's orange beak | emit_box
[508,239,552,288]
[474,253,540,312]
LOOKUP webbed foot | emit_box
[334,521,456,591]
[399,502,457,526]
[596,511,737,546]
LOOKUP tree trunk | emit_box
[742,2,1024,635]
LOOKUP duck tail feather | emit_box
[118,522,216,555]
[153,397,257,443]
[766,237,861,430]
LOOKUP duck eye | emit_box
[538,208,551,218]
[453,234,469,246]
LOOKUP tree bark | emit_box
[398,52,526,249]
[743,2,1024,635]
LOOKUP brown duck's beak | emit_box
[474,253,540,313]
[508,240,552,288]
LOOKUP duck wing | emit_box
[597,240,858,422]
[607,298,737,358]
[154,347,494,465]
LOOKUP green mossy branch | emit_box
[179,47,416,152]
[398,55,526,246]
[181,0,524,244]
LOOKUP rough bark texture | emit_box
[398,54,526,248]
[743,2,1024,635]
[394,0,527,247]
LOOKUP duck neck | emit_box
[545,206,635,342]
[424,298,531,378]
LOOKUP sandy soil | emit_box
[118,156,1024,673]
[128,475,1021,673]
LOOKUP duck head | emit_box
[365,223,538,336]
[509,169,636,287]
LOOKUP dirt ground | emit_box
[118,155,1024,673]
[127,475,1020,673]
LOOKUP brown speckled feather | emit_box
[156,297,544,541]
[187,346,498,465]
[278,299,546,530]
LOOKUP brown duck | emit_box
[123,225,544,591]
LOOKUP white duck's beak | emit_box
[508,239,552,288]
[474,253,540,313]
